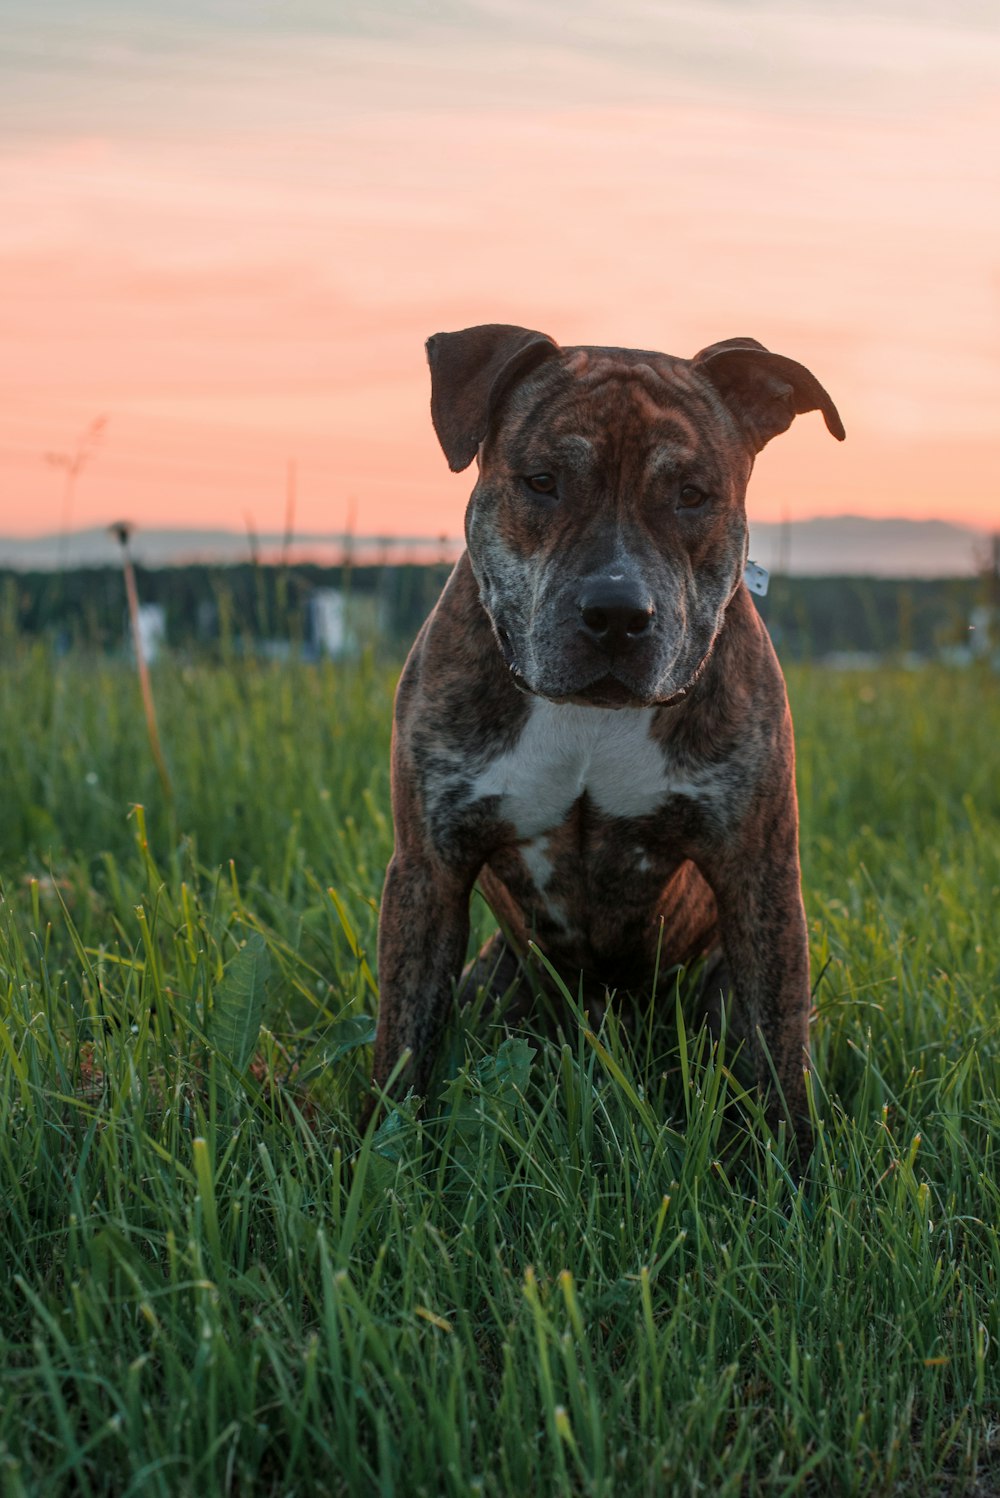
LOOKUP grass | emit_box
[0,645,998,1495]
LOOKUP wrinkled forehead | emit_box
[493,346,737,464]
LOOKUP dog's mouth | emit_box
[495,626,681,708]
[496,627,642,707]
[493,610,713,709]
[495,624,524,678]
[561,674,643,708]
[494,623,540,698]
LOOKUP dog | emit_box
[372,323,844,1155]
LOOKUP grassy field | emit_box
[1,644,999,1496]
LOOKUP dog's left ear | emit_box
[426,324,560,472]
[692,337,845,451]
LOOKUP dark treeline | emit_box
[0,562,985,661]
[758,574,980,660]
[0,561,452,655]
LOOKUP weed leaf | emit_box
[371,1094,420,1163]
[445,1036,533,1133]
[210,932,272,1074]
[295,1014,377,1085]
[327,1013,377,1063]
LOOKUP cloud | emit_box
[2,0,998,135]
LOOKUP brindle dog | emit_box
[372,324,844,1155]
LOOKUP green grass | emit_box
[1,647,998,1496]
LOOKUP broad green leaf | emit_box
[296,1014,376,1085]
[210,931,272,1074]
[326,1013,377,1063]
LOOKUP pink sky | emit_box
[1,2,998,540]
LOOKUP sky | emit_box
[0,0,998,542]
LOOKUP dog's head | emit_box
[427,323,844,707]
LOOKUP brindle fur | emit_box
[373,325,844,1157]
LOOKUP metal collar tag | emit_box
[744,560,769,597]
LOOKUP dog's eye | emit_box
[524,473,557,495]
[678,484,709,510]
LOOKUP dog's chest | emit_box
[470,699,720,839]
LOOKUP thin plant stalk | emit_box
[111,522,174,810]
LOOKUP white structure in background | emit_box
[968,605,996,660]
[134,603,167,662]
[309,588,356,658]
[943,537,1000,669]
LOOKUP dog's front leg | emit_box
[372,850,473,1104]
[703,798,813,1158]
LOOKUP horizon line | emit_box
[0,512,994,546]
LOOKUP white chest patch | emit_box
[471,699,718,839]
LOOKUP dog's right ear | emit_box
[426,324,560,472]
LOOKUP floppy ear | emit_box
[426,324,560,472]
[692,337,845,452]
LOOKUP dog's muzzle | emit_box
[577,575,655,654]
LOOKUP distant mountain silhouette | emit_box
[746,516,989,577]
[0,528,458,570]
[0,517,989,577]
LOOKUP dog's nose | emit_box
[578,578,655,649]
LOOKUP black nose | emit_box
[578,578,655,649]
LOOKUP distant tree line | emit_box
[0,562,985,662]
[0,562,452,655]
[756,574,980,660]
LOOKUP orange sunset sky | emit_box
[1,0,998,542]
